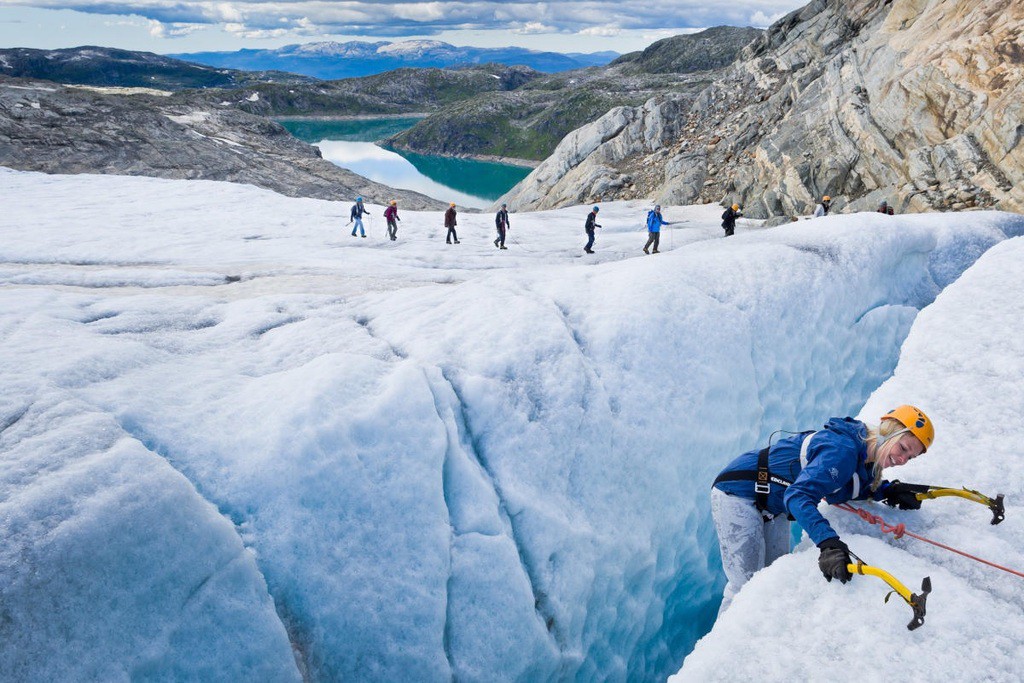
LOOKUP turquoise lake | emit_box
[278,118,532,209]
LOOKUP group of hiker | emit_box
[349,193,900,253]
[349,198,513,249]
[720,195,896,235]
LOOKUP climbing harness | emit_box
[711,430,815,518]
[845,551,931,631]
[835,503,1024,580]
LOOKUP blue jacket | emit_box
[646,210,667,232]
[714,418,893,545]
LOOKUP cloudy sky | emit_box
[0,1,808,55]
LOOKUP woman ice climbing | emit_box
[710,405,935,614]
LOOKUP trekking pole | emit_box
[846,552,931,631]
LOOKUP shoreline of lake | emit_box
[277,117,532,208]
[274,113,430,122]
[381,143,540,170]
[276,116,542,169]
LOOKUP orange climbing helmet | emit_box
[882,405,934,451]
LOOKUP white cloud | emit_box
[147,18,201,38]
[512,22,557,35]
[750,11,786,28]
[580,26,621,37]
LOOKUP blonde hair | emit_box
[864,419,907,490]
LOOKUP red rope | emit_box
[834,503,1024,580]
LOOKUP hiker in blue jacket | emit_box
[643,205,674,254]
[711,405,935,614]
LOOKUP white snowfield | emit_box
[1,167,1022,682]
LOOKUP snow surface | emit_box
[1,167,1023,681]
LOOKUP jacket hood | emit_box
[823,416,867,444]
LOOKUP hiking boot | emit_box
[643,247,649,254]
[652,249,659,253]
[500,245,507,250]
[361,235,366,238]
[584,248,594,254]
[455,240,460,244]
[494,238,500,248]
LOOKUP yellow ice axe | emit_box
[846,560,931,631]
[915,487,1005,525]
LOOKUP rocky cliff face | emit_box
[499,0,1024,217]
[0,77,444,209]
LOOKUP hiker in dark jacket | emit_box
[711,405,935,615]
[350,197,368,237]
[721,203,742,236]
[384,200,400,241]
[584,206,601,253]
[444,203,459,244]
[494,203,510,249]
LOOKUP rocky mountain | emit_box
[0,46,312,90]
[384,27,761,163]
[610,26,764,74]
[0,46,543,119]
[499,0,1024,217]
[171,40,618,79]
[0,77,443,209]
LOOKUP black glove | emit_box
[817,537,852,584]
[883,481,930,510]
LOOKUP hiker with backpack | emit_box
[721,203,742,237]
[444,202,459,244]
[643,205,674,254]
[349,197,368,237]
[384,200,400,241]
[814,195,832,218]
[710,405,936,614]
[494,203,510,249]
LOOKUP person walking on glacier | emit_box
[444,202,459,244]
[721,203,742,237]
[494,203,510,249]
[643,205,674,254]
[349,197,368,237]
[583,206,601,253]
[814,195,832,218]
[384,200,400,241]
[710,405,936,614]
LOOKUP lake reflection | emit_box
[278,118,531,209]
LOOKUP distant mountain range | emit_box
[0,46,313,90]
[169,40,619,79]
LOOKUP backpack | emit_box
[647,210,657,230]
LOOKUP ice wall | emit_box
[2,169,1023,681]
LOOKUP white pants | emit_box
[711,487,791,615]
